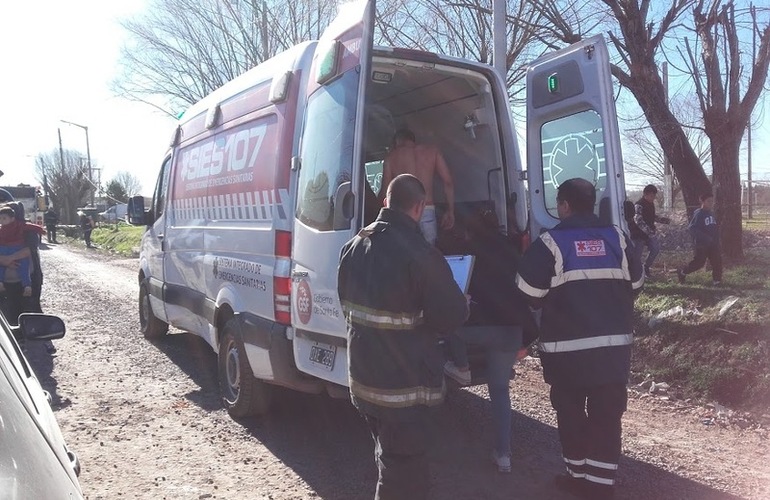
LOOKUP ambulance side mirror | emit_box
[128,196,148,226]
[333,181,354,230]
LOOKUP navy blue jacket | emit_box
[516,214,643,387]
[688,208,719,248]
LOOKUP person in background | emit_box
[677,192,722,286]
[380,128,455,245]
[79,212,94,248]
[516,178,643,500]
[44,207,59,244]
[631,184,670,279]
[338,174,468,499]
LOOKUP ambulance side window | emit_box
[153,157,172,219]
[296,70,359,231]
[540,110,607,217]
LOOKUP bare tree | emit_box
[376,0,547,102]
[107,171,143,202]
[681,1,770,257]
[531,0,770,259]
[623,96,712,201]
[114,0,339,111]
[35,150,92,225]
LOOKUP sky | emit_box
[0,0,174,197]
[0,0,768,198]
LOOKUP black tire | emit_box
[139,282,168,339]
[218,318,272,417]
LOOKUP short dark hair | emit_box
[393,128,416,144]
[643,184,658,195]
[387,174,426,212]
[0,206,16,218]
[700,192,714,203]
[557,178,596,214]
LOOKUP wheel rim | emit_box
[224,339,240,400]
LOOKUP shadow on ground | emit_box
[127,332,742,500]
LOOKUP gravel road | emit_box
[21,243,770,499]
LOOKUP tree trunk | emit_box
[710,132,743,259]
[623,75,712,214]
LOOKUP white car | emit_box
[99,203,128,223]
[0,312,83,498]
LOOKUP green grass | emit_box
[89,224,145,256]
[633,245,770,411]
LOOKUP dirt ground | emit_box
[22,243,770,499]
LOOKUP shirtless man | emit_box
[380,128,454,245]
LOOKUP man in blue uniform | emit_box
[516,178,643,499]
[338,174,468,499]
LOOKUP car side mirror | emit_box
[333,181,354,230]
[15,314,66,341]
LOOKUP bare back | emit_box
[383,144,442,204]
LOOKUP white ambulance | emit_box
[128,0,627,417]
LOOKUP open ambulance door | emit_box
[290,0,375,386]
[525,35,627,237]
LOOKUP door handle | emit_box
[292,271,309,278]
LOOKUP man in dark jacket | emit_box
[44,207,59,243]
[338,174,468,500]
[516,178,643,500]
[677,192,722,285]
[630,184,670,278]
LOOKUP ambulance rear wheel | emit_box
[218,319,272,417]
[139,282,168,339]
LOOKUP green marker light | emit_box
[547,73,559,94]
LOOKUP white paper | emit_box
[445,255,475,293]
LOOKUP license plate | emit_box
[309,342,336,371]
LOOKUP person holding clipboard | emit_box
[443,208,539,473]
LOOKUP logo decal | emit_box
[575,240,606,257]
[297,279,312,325]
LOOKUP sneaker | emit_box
[644,265,652,278]
[444,361,471,385]
[677,269,686,284]
[712,280,722,286]
[491,451,511,473]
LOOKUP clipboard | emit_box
[445,255,475,294]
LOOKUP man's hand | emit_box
[441,211,455,230]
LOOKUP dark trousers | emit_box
[682,245,722,281]
[550,383,627,497]
[0,282,34,325]
[363,413,429,500]
[46,225,57,243]
[84,229,93,247]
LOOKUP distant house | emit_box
[0,184,44,224]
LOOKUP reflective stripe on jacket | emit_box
[516,214,643,386]
[338,208,468,419]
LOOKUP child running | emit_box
[678,192,722,286]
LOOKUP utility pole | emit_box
[57,128,66,174]
[662,62,673,211]
[493,0,506,81]
[748,4,756,219]
[60,120,94,206]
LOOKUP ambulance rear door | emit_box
[290,0,374,386]
[526,35,627,236]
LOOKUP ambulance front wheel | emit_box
[139,282,168,339]
[218,319,272,417]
